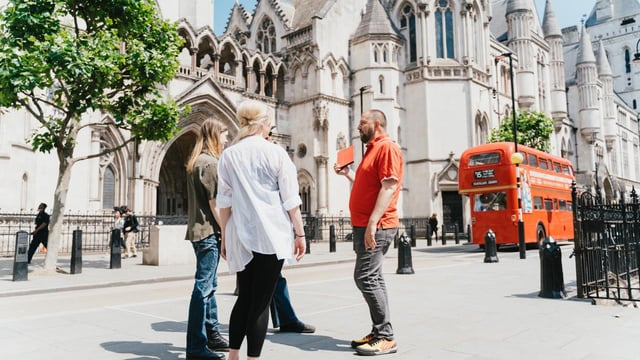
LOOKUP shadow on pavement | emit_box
[101,340,183,360]
[151,321,187,333]
[266,332,354,353]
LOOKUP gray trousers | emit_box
[352,226,396,339]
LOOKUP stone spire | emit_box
[577,26,596,65]
[353,0,398,40]
[596,40,612,77]
[542,0,561,37]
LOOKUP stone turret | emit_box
[180,0,214,29]
[576,26,600,140]
[542,0,567,126]
[505,0,536,110]
[597,40,616,145]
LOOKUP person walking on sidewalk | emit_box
[184,118,230,360]
[333,109,403,356]
[217,100,306,360]
[122,207,138,258]
[27,202,49,264]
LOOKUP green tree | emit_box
[489,111,554,152]
[0,0,185,271]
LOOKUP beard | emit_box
[359,127,374,143]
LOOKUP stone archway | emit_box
[156,131,196,215]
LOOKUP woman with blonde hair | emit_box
[217,100,306,360]
[184,118,229,360]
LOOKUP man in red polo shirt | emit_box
[333,109,403,356]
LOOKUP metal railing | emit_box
[573,183,640,301]
[0,211,153,257]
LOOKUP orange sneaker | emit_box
[355,338,397,356]
[351,333,375,349]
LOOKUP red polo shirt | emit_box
[349,134,403,228]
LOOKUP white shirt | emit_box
[216,135,302,273]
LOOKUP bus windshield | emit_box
[473,192,507,212]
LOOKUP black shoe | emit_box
[207,330,230,352]
[186,350,225,360]
[279,321,316,333]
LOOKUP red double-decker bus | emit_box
[458,142,574,247]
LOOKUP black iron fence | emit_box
[1,212,470,258]
[0,211,154,257]
[573,183,640,301]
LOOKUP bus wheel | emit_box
[535,225,546,248]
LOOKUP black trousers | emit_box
[229,252,283,357]
[27,233,48,263]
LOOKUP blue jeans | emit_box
[271,273,299,327]
[186,234,221,355]
[353,227,396,339]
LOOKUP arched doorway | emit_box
[157,131,196,215]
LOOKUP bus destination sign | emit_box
[474,169,494,179]
[472,168,497,186]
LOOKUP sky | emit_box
[213,0,598,36]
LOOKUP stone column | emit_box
[315,156,328,215]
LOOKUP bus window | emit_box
[562,164,570,175]
[528,154,538,167]
[544,198,553,210]
[469,152,500,166]
[567,201,573,211]
[534,196,543,210]
[539,159,549,170]
[474,192,507,212]
[520,152,528,165]
[559,199,567,210]
[553,162,561,173]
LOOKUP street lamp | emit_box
[359,85,372,156]
[496,52,526,259]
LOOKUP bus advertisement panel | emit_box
[458,142,574,246]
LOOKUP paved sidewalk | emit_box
[2,240,640,360]
[0,240,358,297]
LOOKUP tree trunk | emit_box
[43,157,74,272]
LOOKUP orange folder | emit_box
[336,145,354,168]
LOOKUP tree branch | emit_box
[72,136,136,162]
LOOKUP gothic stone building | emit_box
[1,0,638,232]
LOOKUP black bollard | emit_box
[442,226,447,246]
[454,224,460,244]
[410,224,416,247]
[13,231,29,281]
[538,237,566,298]
[396,232,415,274]
[329,225,336,252]
[70,229,82,274]
[426,223,432,245]
[110,229,122,269]
[304,225,310,254]
[483,229,498,263]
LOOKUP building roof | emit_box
[585,0,640,27]
[352,0,400,39]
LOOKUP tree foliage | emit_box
[489,111,554,152]
[0,0,186,270]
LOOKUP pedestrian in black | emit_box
[428,213,438,241]
[27,203,49,264]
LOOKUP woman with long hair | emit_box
[217,100,306,360]
[184,118,229,360]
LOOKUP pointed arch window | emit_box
[399,4,417,63]
[435,0,455,59]
[379,75,385,94]
[625,48,631,73]
[257,17,276,54]
[103,166,115,210]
